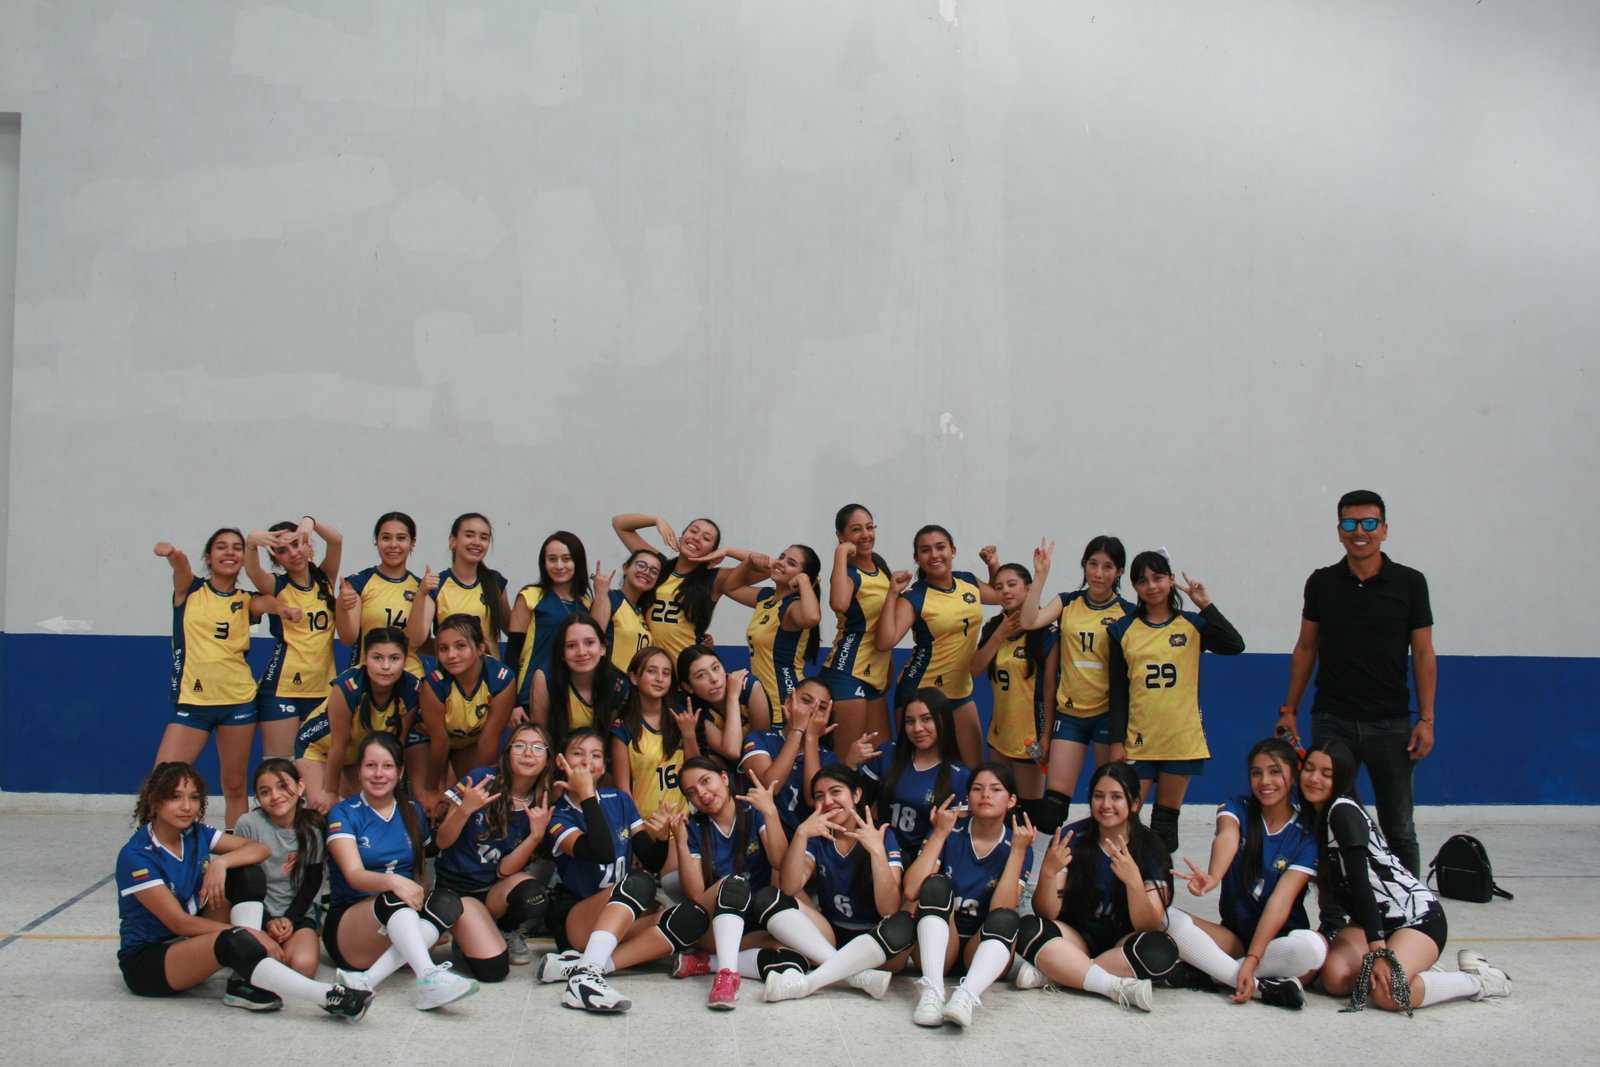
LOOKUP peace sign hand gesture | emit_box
[1176,572,1211,610]
[1044,827,1075,872]
[1032,538,1055,579]
[1170,856,1217,896]
[1108,838,1142,884]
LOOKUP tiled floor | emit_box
[1,804,1593,1066]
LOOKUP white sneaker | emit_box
[538,949,583,984]
[336,967,375,993]
[415,962,479,1010]
[1109,976,1154,1012]
[942,986,979,1028]
[503,928,533,966]
[845,969,892,1000]
[912,978,946,1027]
[1012,959,1050,990]
[1458,950,1512,1000]
[563,965,631,1013]
[764,968,812,1003]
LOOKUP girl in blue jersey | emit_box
[735,678,852,835]
[409,613,516,814]
[529,612,630,746]
[853,687,970,857]
[1011,762,1177,1014]
[679,645,769,762]
[297,627,419,814]
[323,733,480,1011]
[877,524,1002,768]
[728,544,822,711]
[508,531,613,708]
[406,512,511,656]
[902,762,1036,1028]
[823,504,895,761]
[245,517,343,760]
[116,761,370,1019]
[1161,737,1326,1008]
[336,512,423,677]
[434,723,557,968]
[972,562,1058,815]
[232,759,326,983]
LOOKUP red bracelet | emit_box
[1244,953,1261,964]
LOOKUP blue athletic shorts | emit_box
[818,667,883,703]
[170,701,257,729]
[1051,711,1113,746]
[256,694,324,724]
[1130,757,1207,780]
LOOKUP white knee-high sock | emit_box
[958,939,1013,1002]
[802,933,889,994]
[712,912,746,973]
[1165,908,1240,985]
[385,908,444,977]
[1257,929,1327,977]
[361,917,440,984]
[580,928,620,972]
[230,900,265,930]
[1083,963,1120,998]
[764,909,838,965]
[1417,969,1481,1007]
[917,916,950,989]
[244,957,333,1003]
[737,947,769,979]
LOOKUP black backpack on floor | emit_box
[1428,834,1513,903]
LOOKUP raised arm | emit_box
[613,513,677,556]
[874,571,915,651]
[828,543,856,614]
[1020,539,1060,630]
[154,541,195,605]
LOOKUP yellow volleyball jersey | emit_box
[171,579,257,706]
[606,590,652,672]
[1055,592,1135,718]
[1109,612,1210,760]
[645,571,707,662]
[611,717,685,819]
[423,657,515,750]
[899,571,984,700]
[986,626,1057,760]
[566,682,597,731]
[746,588,808,708]
[826,563,892,687]
[261,575,335,701]
[432,567,505,638]
[300,668,422,764]
[347,567,423,676]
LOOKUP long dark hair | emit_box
[1128,550,1183,618]
[134,762,208,826]
[545,613,625,743]
[252,758,324,890]
[1232,737,1302,911]
[448,512,505,638]
[1061,763,1172,928]
[658,518,722,633]
[1079,535,1127,598]
[811,763,879,915]
[911,524,955,583]
[354,626,410,738]
[682,755,749,889]
[481,724,556,844]
[373,511,416,542]
[201,528,245,578]
[267,520,334,605]
[875,688,963,827]
[534,530,592,604]
[355,732,426,881]
[618,647,683,759]
[781,544,823,664]
[834,504,890,574]
[1306,739,1365,896]
[977,563,1049,677]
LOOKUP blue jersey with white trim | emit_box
[326,795,432,906]
[435,766,535,890]
[1059,818,1172,944]
[549,788,642,900]
[861,744,971,854]
[934,820,1032,936]
[805,829,903,929]
[686,805,776,889]
[1216,795,1318,937]
[116,822,222,957]
[738,729,838,834]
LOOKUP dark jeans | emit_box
[1311,712,1421,877]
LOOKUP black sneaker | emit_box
[224,976,283,1012]
[1256,976,1305,1010]
[321,983,374,1022]
[1158,961,1219,992]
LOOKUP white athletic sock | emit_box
[245,957,332,1004]
[1083,963,1120,998]
[801,933,889,994]
[1418,969,1481,1007]
[1165,908,1239,986]
[362,917,440,984]
[958,939,1012,1002]
[737,947,768,979]
[712,912,746,973]
[386,908,444,977]
[229,900,265,930]
[917,915,950,989]
[764,909,838,965]
[1258,929,1327,978]
[580,929,620,972]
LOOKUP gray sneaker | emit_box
[503,928,533,966]
[1458,950,1512,1000]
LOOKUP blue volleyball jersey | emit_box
[549,788,641,900]
[116,822,223,957]
[935,820,1033,937]
[686,805,776,889]
[1216,796,1318,938]
[435,766,533,890]
[1059,818,1172,943]
[326,795,432,906]
[738,729,838,834]
[805,828,904,929]
[860,745,971,854]
[514,586,590,703]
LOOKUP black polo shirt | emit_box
[1303,553,1432,721]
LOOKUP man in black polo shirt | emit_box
[1277,490,1436,876]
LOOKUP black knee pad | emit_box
[223,864,266,904]
[916,874,955,920]
[657,902,711,951]
[1151,805,1180,854]
[212,926,268,976]
[463,950,510,983]
[979,907,1021,947]
[372,890,408,926]
[422,887,464,930]
[870,912,916,957]
[749,886,797,930]
[715,874,753,918]
[610,871,658,918]
[500,879,549,930]
[755,948,807,978]
[1016,914,1062,963]
[1123,931,1179,980]
[1035,791,1070,835]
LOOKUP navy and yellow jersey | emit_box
[421,656,516,749]
[825,563,892,688]
[686,805,776,889]
[116,822,222,957]
[514,586,591,702]
[609,717,686,819]
[260,574,336,702]
[644,569,713,662]
[325,795,432,907]
[549,788,642,899]
[934,821,1034,937]
[436,766,533,890]
[344,567,422,676]
[1054,591,1136,719]
[738,729,840,834]
[895,571,985,702]
[696,670,769,736]
[170,578,257,706]
[1057,818,1173,944]
[297,667,422,764]
[1216,796,1317,939]
[861,746,972,855]
[987,624,1059,760]
[544,668,631,736]
[1106,605,1245,761]
[746,587,809,709]
[430,566,506,638]
[605,589,652,673]
[805,829,904,930]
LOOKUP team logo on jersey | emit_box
[403,591,415,602]
[1169,634,1188,648]
[292,672,302,686]
[358,836,371,848]
[962,592,977,604]
[192,679,204,693]
[618,827,631,840]
[1101,616,1117,626]
[1132,733,1144,747]
[231,601,243,613]
[1274,858,1288,871]
[474,703,489,722]
[759,615,770,625]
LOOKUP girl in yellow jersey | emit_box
[407,614,517,814]
[245,516,343,760]
[729,544,822,714]
[822,504,894,762]
[1019,536,1135,834]
[296,627,421,813]
[877,524,1002,768]
[336,512,424,678]
[605,550,658,672]
[406,512,511,660]
[677,645,769,762]
[971,562,1059,815]
[530,613,631,746]
[1107,550,1245,855]
[611,513,770,662]
[610,647,698,829]
[508,531,612,710]
[154,529,292,828]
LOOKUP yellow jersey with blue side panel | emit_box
[987,623,1059,760]
[825,563,891,689]
[422,656,516,750]
[170,578,257,706]
[1106,605,1245,761]
[297,666,422,764]
[606,589,652,673]
[895,571,984,704]
[1054,591,1136,719]
[260,574,336,702]
[344,567,422,676]
[746,587,809,710]
[514,585,591,704]
[431,567,506,639]
[644,569,710,662]
[610,717,686,819]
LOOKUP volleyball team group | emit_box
[121,499,1510,1027]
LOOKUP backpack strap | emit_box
[1492,883,1515,901]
